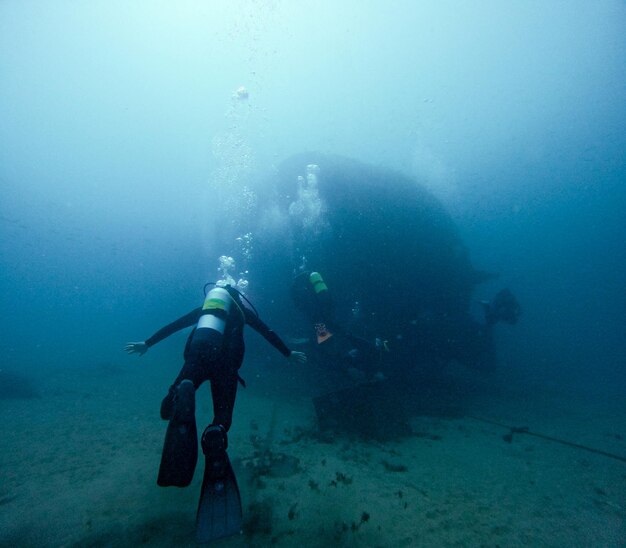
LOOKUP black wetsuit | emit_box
[146,289,291,431]
[291,271,380,376]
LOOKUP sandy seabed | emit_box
[0,361,624,548]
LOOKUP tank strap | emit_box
[230,296,245,322]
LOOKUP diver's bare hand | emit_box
[288,351,307,365]
[124,341,148,356]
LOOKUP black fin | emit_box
[157,380,198,487]
[196,426,242,543]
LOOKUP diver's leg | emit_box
[195,352,244,541]
[161,361,205,420]
[209,371,239,433]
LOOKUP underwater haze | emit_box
[1,1,625,546]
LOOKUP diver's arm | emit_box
[125,308,201,355]
[245,308,307,364]
[145,308,201,347]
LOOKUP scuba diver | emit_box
[125,283,306,543]
[290,270,387,381]
[481,288,522,326]
[291,271,412,440]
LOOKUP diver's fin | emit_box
[196,425,242,543]
[157,380,198,487]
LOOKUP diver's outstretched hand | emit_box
[124,341,148,356]
[288,351,307,365]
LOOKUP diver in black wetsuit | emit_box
[291,271,385,380]
[125,283,306,542]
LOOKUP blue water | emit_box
[0,2,624,545]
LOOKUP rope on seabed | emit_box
[467,415,626,464]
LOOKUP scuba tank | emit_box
[309,271,328,294]
[189,286,234,359]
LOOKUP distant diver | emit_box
[125,283,306,543]
[290,270,387,381]
[292,270,412,440]
[481,288,522,326]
